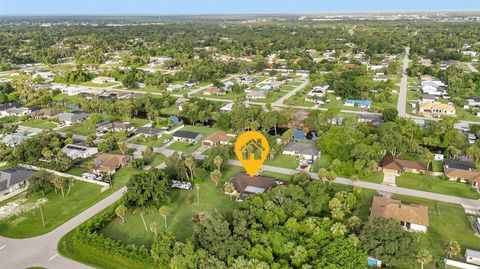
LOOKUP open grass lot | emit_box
[0,167,136,238]
[21,119,58,129]
[266,154,299,170]
[60,117,149,136]
[167,141,202,153]
[160,104,179,115]
[129,134,172,148]
[100,165,242,245]
[79,81,120,87]
[148,153,166,167]
[396,173,480,199]
[285,94,316,107]
[391,194,480,260]
[65,166,88,176]
[180,125,221,136]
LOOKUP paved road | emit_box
[397,47,410,117]
[272,79,310,107]
[227,160,480,211]
[0,187,127,269]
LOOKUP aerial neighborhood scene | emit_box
[1,0,480,268]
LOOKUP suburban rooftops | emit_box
[173,130,202,139]
[284,141,319,156]
[370,196,429,227]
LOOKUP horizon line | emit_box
[1,9,480,17]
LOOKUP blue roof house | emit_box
[345,100,372,109]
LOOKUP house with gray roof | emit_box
[0,167,35,195]
[283,141,320,160]
[172,130,203,143]
[135,127,165,138]
[61,144,98,160]
[57,111,89,125]
[1,132,31,147]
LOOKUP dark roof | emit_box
[0,102,20,111]
[444,159,476,170]
[0,167,35,191]
[284,141,319,156]
[231,173,280,200]
[173,130,202,139]
[135,127,164,135]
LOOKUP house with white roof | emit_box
[62,144,98,160]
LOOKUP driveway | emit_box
[382,173,397,186]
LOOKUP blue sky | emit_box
[0,0,479,15]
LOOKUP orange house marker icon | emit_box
[235,131,269,176]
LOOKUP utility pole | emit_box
[38,204,45,228]
[196,185,200,207]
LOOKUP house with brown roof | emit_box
[381,154,427,176]
[93,153,132,175]
[370,196,429,233]
[202,131,235,147]
[228,173,287,201]
[444,159,480,188]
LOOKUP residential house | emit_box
[444,159,480,188]
[220,103,234,113]
[259,85,272,92]
[282,141,320,160]
[420,94,437,104]
[92,76,115,84]
[373,73,388,81]
[57,111,89,125]
[308,84,329,98]
[229,173,287,201]
[0,102,20,117]
[135,127,165,138]
[202,87,225,96]
[202,131,235,147]
[176,97,188,111]
[33,108,60,119]
[0,167,35,196]
[1,132,31,147]
[238,76,256,85]
[93,153,132,175]
[370,196,429,233]
[420,59,433,67]
[246,91,266,100]
[469,134,477,144]
[96,121,134,133]
[62,144,98,160]
[421,81,447,96]
[5,107,38,117]
[419,102,456,116]
[380,154,427,176]
[33,72,54,81]
[270,80,286,89]
[166,84,185,92]
[345,100,372,109]
[172,131,203,143]
[357,114,383,126]
[466,249,480,266]
[149,56,172,66]
[467,97,480,107]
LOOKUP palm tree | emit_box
[423,150,434,171]
[52,176,65,197]
[268,147,277,163]
[330,223,347,237]
[317,168,328,183]
[326,171,337,184]
[65,178,75,196]
[117,142,127,154]
[223,182,236,200]
[159,206,169,229]
[149,221,159,237]
[210,170,222,186]
[444,240,461,259]
[213,155,223,171]
[115,204,127,223]
[184,158,194,181]
[416,249,432,269]
[347,234,360,247]
[347,216,362,231]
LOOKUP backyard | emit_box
[167,141,202,153]
[20,119,58,129]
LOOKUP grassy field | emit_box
[167,141,202,153]
[21,119,58,129]
[396,173,480,199]
[100,166,242,245]
[79,81,120,87]
[0,167,136,238]
[148,153,166,167]
[266,154,299,170]
[180,125,221,136]
[391,194,480,260]
[160,105,179,115]
[65,167,88,176]
[129,134,172,148]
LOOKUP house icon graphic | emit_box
[240,139,265,160]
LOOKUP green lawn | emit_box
[266,154,299,170]
[180,125,221,136]
[391,194,480,260]
[21,119,58,129]
[167,142,202,153]
[161,105,179,115]
[79,81,120,87]
[148,153,166,167]
[100,166,240,245]
[65,167,88,176]
[0,167,136,238]
[129,134,173,148]
[396,172,480,199]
